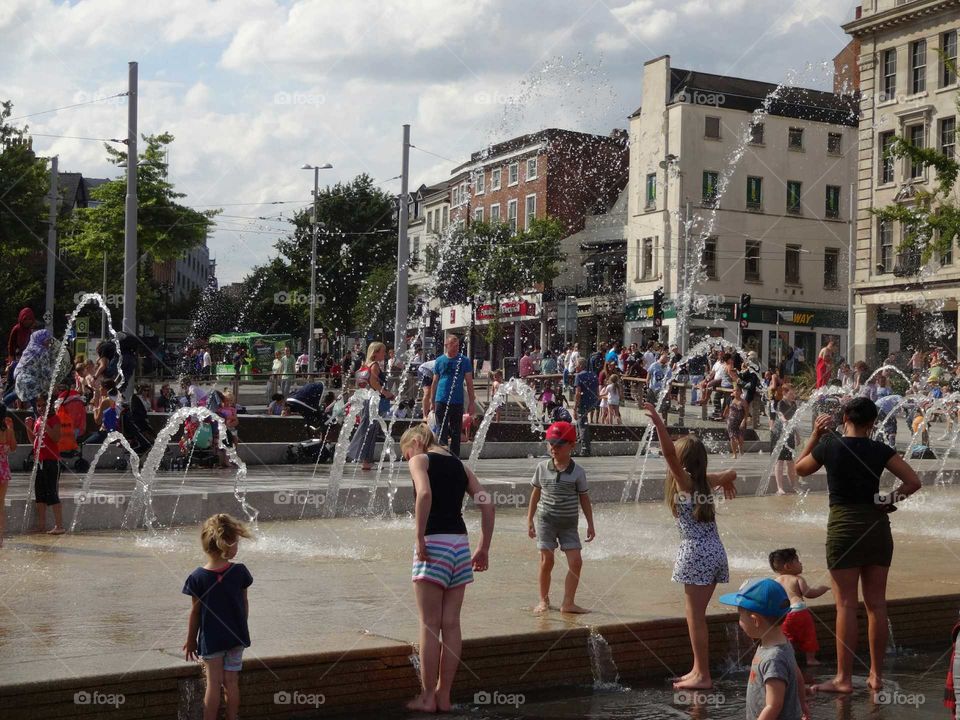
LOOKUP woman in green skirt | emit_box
[795,396,921,694]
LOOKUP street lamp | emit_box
[301,162,334,374]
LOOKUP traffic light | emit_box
[653,287,664,327]
[739,293,751,329]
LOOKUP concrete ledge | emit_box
[1,593,956,719]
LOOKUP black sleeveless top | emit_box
[421,451,469,535]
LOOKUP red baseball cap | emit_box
[546,421,577,445]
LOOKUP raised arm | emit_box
[643,402,692,493]
[795,413,832,477]
[465,465,493,571]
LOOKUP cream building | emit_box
[843,0,959,364]
[626,56,877,367]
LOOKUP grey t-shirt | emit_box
[745,642,802,720]
[531,459,588,526]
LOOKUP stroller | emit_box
[166,416,218,470]
[285,382,336,464]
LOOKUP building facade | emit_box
[626,55,870,368]
[843,0,959,364]
[152,239,216,300]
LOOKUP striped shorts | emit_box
[412,534,474,590]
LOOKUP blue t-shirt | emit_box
[103,406,119,432]
[574,370,600,410]
[182,562,253,655]
[605,349,618,365]
[433,353,472,406]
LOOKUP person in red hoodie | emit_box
[25,394,64,534]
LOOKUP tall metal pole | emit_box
[101,249,108,340]
[394,124,410,352]
[308,166,319,374]
[45,155,58,328]
[122,61,138,337]
[847,183,855,362]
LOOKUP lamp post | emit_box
[301,162,333,375]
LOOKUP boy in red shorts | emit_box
[769,548,830,666]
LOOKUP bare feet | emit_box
[48,527,66,535]
[671,670,696,683]
[435,691,452,712]
[809,678,854,694]
[867,672,883,691]
[533,600,550,614]
[560,603,591,614]
[361,463,372,472]
[406,693,437,712]
[805,654,820,666]
[776,489,786,496]
[673,673,712,690]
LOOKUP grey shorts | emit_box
[536,516,581,551]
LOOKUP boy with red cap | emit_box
[527,420,595,614]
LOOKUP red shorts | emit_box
[782,607,818,653]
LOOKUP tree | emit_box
[874,66,959,265]
[0,100,51,334]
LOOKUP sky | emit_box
[1,0,861,285]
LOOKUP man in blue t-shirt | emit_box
[426,334,475,457]
[573,357,600,456]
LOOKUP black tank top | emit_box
[422,451,468,535]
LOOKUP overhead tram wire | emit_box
[9,92,130,121]
[28,133,126,143]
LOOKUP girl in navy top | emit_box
[183,513,254,720]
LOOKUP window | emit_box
[526,157,538,180]
[909,125,925,178]
[645,173,657,208]
[489,203,500,222]
[786,180,802,214]
[442,206,449,228]
[828,133,843,155]
[746,176,763,209]
[474,207,483,222]
[642,238,654,279]
[882,48,897,100]
[508,162,519,185]
[412,236,420,265]
[879,219,894,272]
[785,245,801,284]
[702,170,719,205]
[745,240,761,281]
[702,237,717,279]
[452,186,460,207]
[705,116,720,139]
[491,167,501,190]
[824,248,839,289]
[940,231,953,265]
[910,39,926,94]
[788,127,804,150]
[749,122,764,144]
[524,194,536,229]
[941,117,956,159]
[475,172,485,194]
[944,31,958,87]
[880,131,895,183]
[825,185,841,219]
[507,198,518,232]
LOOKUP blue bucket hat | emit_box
[719,578,790,618]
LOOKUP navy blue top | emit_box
[182,562,253,655]
[574,370,600,410]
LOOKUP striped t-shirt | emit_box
[531,459,588,523]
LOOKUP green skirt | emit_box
[826,504,893,570]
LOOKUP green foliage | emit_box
[0,100,50,332]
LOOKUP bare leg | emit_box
[673,584,716,689]
[861,564,890,691]
[435,585,467,712]
[408,582,443,712]
[535,549,554,613]
[34,502,47,532]
[222,670,240,720]
[203,657,224,720]
[786,461,800,492]
[49,503,65,533]
[775,461,787,494]
[560,548,589,613]
[812,568,858,694]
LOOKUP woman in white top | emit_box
[268,351,282,400]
